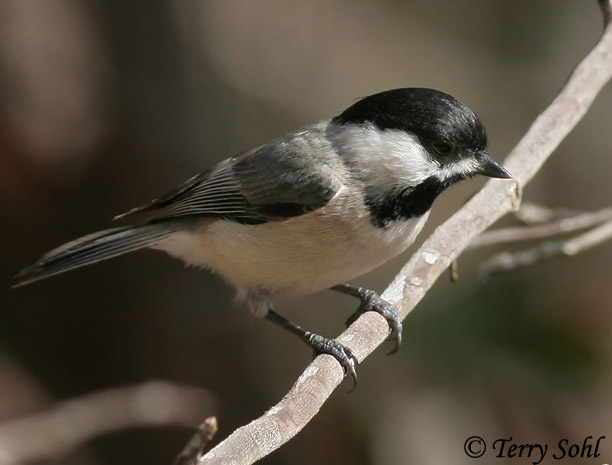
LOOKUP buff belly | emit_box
[154,194,429,298]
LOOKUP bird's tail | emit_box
[13,222,178,288]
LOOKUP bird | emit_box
[14,88,512,388]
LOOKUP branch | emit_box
[174,417,219,465]
[0,381,214,465]
[480,218,612,278]
[471,205,612,247]
[513,202,572,225]
[199,3,612,463]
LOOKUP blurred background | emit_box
[1,0,611,464]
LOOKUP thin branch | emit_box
[513,202,575,225]
[471,206,612,248]
[563,217,612,254]
[198,2,612,463]
[479,218,612,278]
[174,417,219,465]
[0,381,215,465]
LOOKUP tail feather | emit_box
[13,222,177,288]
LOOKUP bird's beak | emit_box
[476,151,512,179]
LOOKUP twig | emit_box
[563,218,612,254]
[449,260,459,282]
[0,381,214,465]
[480,240,568,280]
[198,2,612,463]
[513,202,572,225]
[174,417,219,465]
[479,218,612,278]
[471,206,612,247]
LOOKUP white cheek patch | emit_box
[327,124,437,187]
[437,156,479,181]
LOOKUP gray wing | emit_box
[115,139,344,224]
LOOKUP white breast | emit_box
[154,188,429,298]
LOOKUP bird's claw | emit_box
[306,333,359,392]
[345,289,402,355]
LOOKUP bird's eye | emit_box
[431,141,453,158]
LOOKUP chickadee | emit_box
[15,88,511,386]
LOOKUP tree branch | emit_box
[175,417,219,465]
[0,381,214,465]
[479,218,612,279]
[199,2,612,463]
[513,202,573,225]
[471,205,612,248]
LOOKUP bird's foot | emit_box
[264,308,359,391]
[305,332,359,391]
[339,286,402,355]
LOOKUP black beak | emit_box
[476,151,512,179]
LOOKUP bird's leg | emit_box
[264,310,358,389]
[330,283,402,355]
[247,291,358,390]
